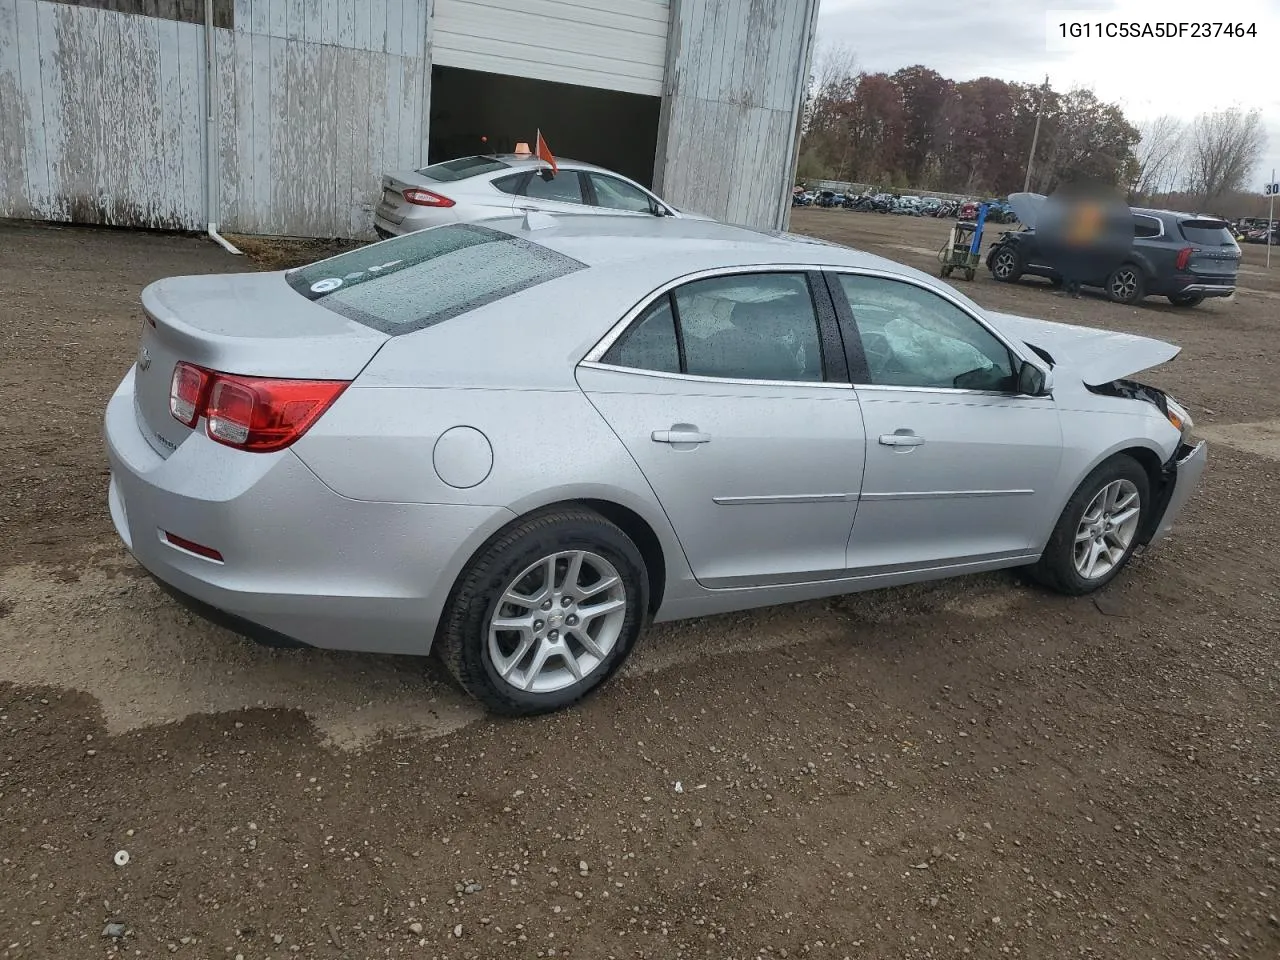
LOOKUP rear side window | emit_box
[492,173,526,195]
[285,224,584,334]
[602,273,825,382]
[1133,215,1162,239]
[1179,219,1236,246]
[416,156,511,182]
[605,298,680,373]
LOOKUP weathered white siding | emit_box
[0,0,428,236]
[654,0,819,229]
[217,0,429,236]
[431,0,669,97]
[0,0,207,228]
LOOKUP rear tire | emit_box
[1029,456,1150,596]
[436,508,649,715]
[1168,293,1204,307]
[1106,264,1146,304]
[990,246,1023,283]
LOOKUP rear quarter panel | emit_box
[290,383,696,606]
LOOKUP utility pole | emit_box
[1268,169,1276,270]
[1023,75,1049,193]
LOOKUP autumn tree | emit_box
[890,66,953,186]
[796,63,1141,198]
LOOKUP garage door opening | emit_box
[428,66,662,187]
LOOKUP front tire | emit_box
[990,246,1023,283]
[436,508,649,715]
[1030,456,1150,595]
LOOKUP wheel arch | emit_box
[1041,440,1169,551]
[440,489,680,626]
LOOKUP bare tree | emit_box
[813,40,858,93]
[1183,108,1267,206]
[1130,114,1184,201]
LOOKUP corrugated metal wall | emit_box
[0,0,429,236]
[1,0,812,236]
[431,0,668,97]
[654,0,819,229]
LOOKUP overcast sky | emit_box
[816,0,1280,194]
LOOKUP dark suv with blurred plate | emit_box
[987,209,1240,307]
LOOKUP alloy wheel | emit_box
[993,251,1015,278]
[1072,479,1141,580]
[1110,269,1138,301]
[487,550,628,693]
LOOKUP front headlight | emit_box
[1164,395,1193,436]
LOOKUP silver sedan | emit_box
[105,215,1206,714]
[372,154,701,238]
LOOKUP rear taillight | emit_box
[169,363,211,427]
[169,362,349,452]
[402,187,455,208]
[1175,246,1195,270]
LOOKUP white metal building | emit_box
[0,0,819,238]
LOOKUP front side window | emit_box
[589,173,655,213]
[523,171,585,205]
[602,273,824,382]
[835,274,1016,391]
[286,224,583,334]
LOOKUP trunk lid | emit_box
[134,272,388,456]
[1178,218,1241,279]
[987,311,1179,386]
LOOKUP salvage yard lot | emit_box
[1,213,1277,958]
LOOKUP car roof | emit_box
[476,154,614,174]
[1131,207,1227,222]
[475,212,929,283]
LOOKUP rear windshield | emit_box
[285,224,584,334]
[1179,219,1235,246]
[415,156,511,182]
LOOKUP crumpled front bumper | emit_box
[1144,440,1207,546]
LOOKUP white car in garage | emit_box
[373,154,703,237]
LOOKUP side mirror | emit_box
[1017,360,1052,396]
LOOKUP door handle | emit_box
[879,432,925,448]
[652,427,711,444]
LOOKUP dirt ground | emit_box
[1,213,1277,960]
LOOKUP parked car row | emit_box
[795,189,1022,224]
[1233,218,1279,244]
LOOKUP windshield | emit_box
[1179,219,1236,246]
[415,156,511,182]
[285,224,584,334]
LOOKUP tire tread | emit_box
[435,507,647,715]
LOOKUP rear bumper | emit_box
[104,368,510,656]
[1174,283,1235,298]
[1144,440,1208,547]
